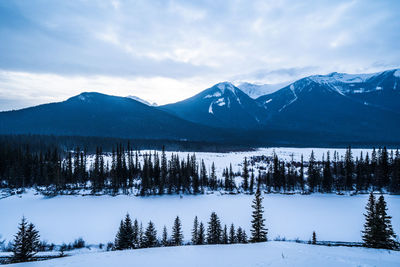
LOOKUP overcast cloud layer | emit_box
[0,0,399,110]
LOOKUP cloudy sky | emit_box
[0,0,399,110]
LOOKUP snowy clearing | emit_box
[1,191,399,245]
[8,241,400,267]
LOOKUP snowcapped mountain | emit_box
[255,69,400,140]
[257,69,400,114]
[126,95,157,106]
[160,82,268,129]
[236,81,291,98]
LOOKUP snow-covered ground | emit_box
[8,241,400,267]
[1,191,399,245]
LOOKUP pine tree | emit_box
[229,224,236,244]
[243,157,249,191]
[191,216,199,245]
[114,214,134,250]
[312,231,317,245]
[162,225,169,246]
[236,227,243,243]
[143,221,157,248]
[12,217,40,262]
[132,219,139,248]
[207,212,222,244]
[198,222,205,245]
[222,225,228,244]
[362,192,377,248]
[375,195,398,249]
[172,216,183,246]
[250,188,268,242]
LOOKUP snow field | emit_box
[1,192,399,245]
[8,241,400,267]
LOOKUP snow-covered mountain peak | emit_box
[237,81,291,98]
[215,82,236,94]
[309,72,376,84]
[126,95,157,106]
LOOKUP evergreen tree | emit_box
[197,222,205,245]
[322,152,333,192]
[162,226,169,246]
[250,169,255,194]
[236,227,243,243]
[222,225,228,244]
[138,223,144,248]
[132,219,139,248]
[243,157,249,191]
[229,224,236,244]
[12,217,40,262]
[344,146,354,191]
[250,187,268,242]
[362,192,377,248]
[172,216,183,246]
[312,231,317,245]
[207,212,222,244]
[375,195,398,249]
[210,162,217,190]
[114,214,134,250]
[191,216,199,245]
[307,151,318,192]
[143,221,157,248]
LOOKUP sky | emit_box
[0,0,399,110]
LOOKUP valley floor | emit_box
[1,190,399,245]
[8,241,400,267]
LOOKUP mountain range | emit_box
[1,69,399,146]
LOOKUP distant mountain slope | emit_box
[0,92,228,141]
[236,81,291,98]
[256,69,400,141]
[126,95,157,106]
[160,82,268,129]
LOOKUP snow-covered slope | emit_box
[9,242,400,267]
[126,95,157,106]
[255,69,400,139]
[160,82,268,129]
[236,81,291,98]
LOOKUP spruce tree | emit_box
[12,217,40,262]
[207,212,222,244]
[222,225,228,244]
[229,224,236,244]
[250,188,268,242]
[312,231,317,245]
[143,221,157,248]
[114,214,134,250]
[115,220,126,250]
[191,216,198,245]
[197,222,205,245]
[236,227,243,243]
[172,216,183,246]
[243,157,249,191]
[362,192,377,248]
[132,219,139,248]
[375,195,398,249]
[162,225,169,246]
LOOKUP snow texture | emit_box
[394,69,400,78]
[8,242,400,267]
[1,191,399,245]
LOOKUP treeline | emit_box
[257,147,400,193]
[1,140,399,194]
